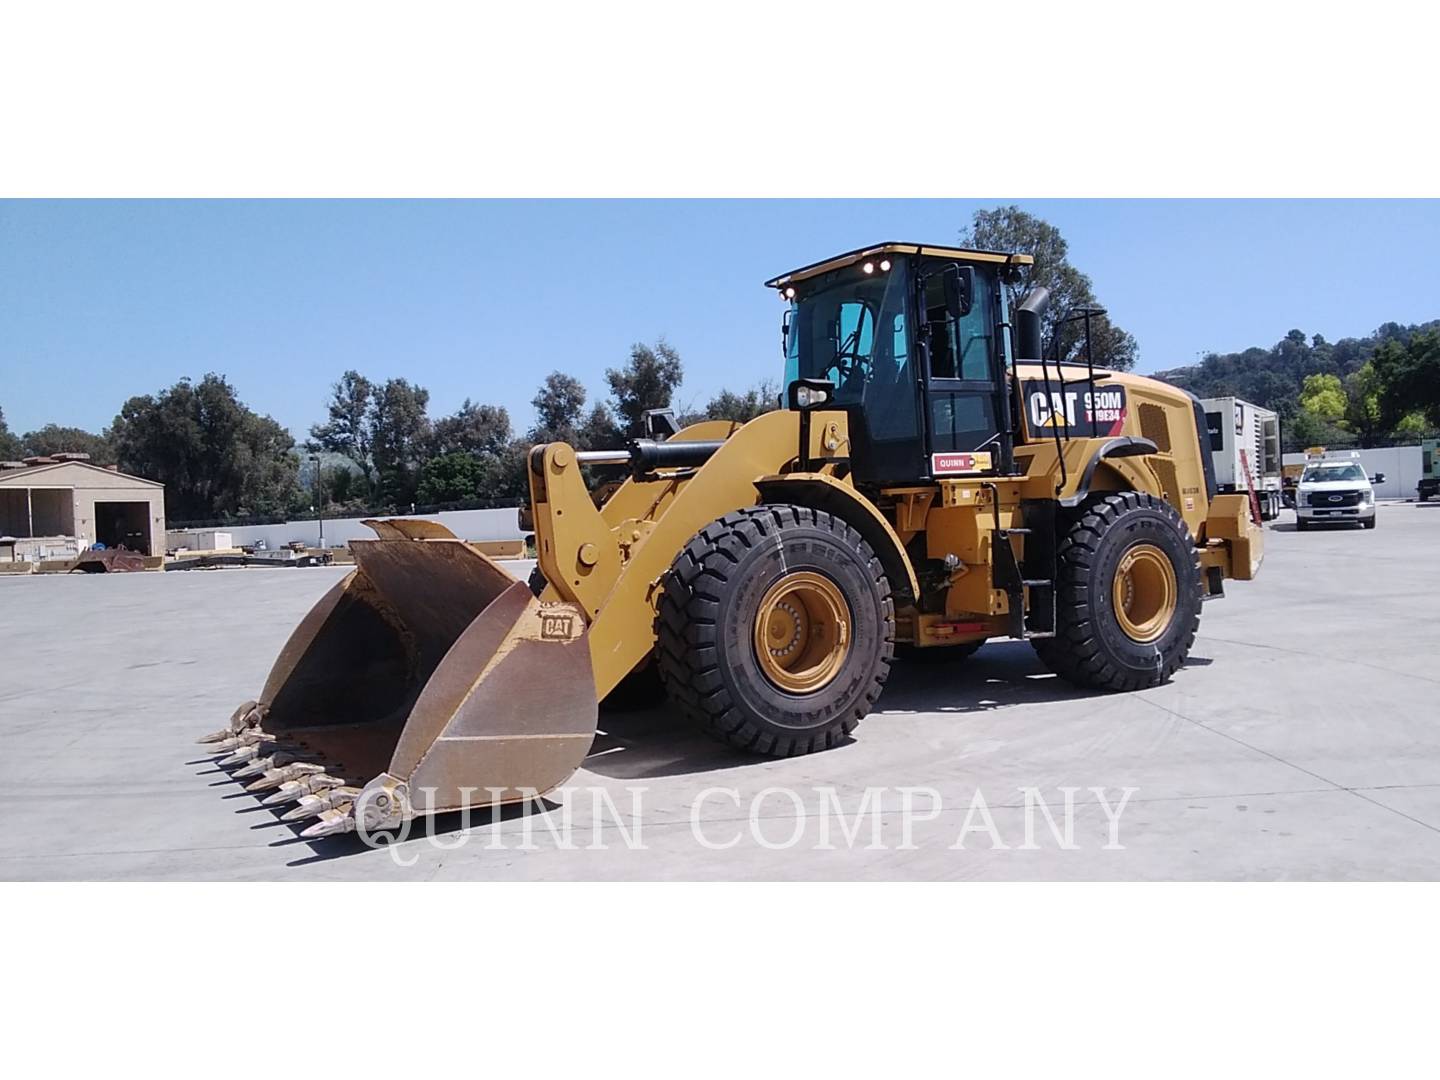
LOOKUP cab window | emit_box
[924,268,994,382]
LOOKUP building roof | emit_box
[0,460,163,488]
[765,241,1035,289]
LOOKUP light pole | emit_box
[311,455,325,549]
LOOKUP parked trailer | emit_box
[1419,439,1439,502]
[1200,396,1283,520]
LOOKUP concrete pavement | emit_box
[2,500,1437,879]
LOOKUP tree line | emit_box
[0,340,778,525]
[1152,322,1440,450]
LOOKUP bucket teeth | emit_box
[197,701,264,744]
[300,803,357,839]
[245,762,326,792]
[209,731,276,756]
[281,787,361,822]
[233,750,314,779]
[260,773,344,806]
[217,744,266,767]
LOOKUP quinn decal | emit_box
[931,451,993,475]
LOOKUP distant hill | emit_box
[1151,319,1440,418]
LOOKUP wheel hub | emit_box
[753,572,851,693]
[1112,542,1177,644]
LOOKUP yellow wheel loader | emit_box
[198,242,1264,838]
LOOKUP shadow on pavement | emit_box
[582,640,1125,782]
[282,798,554,866]
[265,639,1207,863]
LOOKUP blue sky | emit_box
[2,200,1438,440]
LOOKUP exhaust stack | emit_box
[1016,286,1051,361]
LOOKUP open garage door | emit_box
[95,501,151,555]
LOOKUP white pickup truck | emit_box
[1295,452,1382,530]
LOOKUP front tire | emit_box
[656,506,894,756]
[1033,492,1202,692]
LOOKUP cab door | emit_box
[919,264,1007,477]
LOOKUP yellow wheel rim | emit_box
[1112,542,1178,644]
[752,572,852,694]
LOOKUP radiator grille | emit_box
[1149,457,1180,503]
[1309,489,1361,507]
[1138,403,1172,453]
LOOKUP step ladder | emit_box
[1239,448,1264,525]
[985,486,1056,640]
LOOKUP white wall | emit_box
[186,507,526,550]
[1282,445,1422,500]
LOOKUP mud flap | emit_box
[197,521,598,838]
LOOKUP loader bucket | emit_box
[197,520,598,838]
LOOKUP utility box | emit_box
[165,528,234,552]
[1200,396,1283,520]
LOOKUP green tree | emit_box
[1393,412,1432,438]
[1299,373,1346,420]
[308,371,375,484]
[530,371,589,443]
[1342,362,1384,446]
[484,441,533,503]
[960,205,1138,370]
[429,399,512,457]
[20,424,116,464]
[1372,329,1440,429]
[1288,409,1348,450]
[0,406,22,460]
[606,338,684,433]
[317,463,366,512]
[111,374,300,520]
[369,378,431,506]
[416,451,487,504]
[680,379,781,426]
[577,402,624,450]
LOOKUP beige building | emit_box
[0,459,166,561]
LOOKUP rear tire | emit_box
[656,505,894,756]
[1033,492,1202,692]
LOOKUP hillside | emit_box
[1151,319,1440,419]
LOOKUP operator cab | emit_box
[768,242,1032,486]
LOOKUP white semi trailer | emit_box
[1200,396,1283,520]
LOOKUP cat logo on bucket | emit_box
[931,451,992,476]
[540,611,578,640]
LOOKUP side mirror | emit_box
[1372,473,1386,485]
[942,265,974,320]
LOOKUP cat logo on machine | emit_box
[540,610,578,641]
[931,451,993,475]
[1022,380,1128,437]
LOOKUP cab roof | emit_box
[764,242,1034,289]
